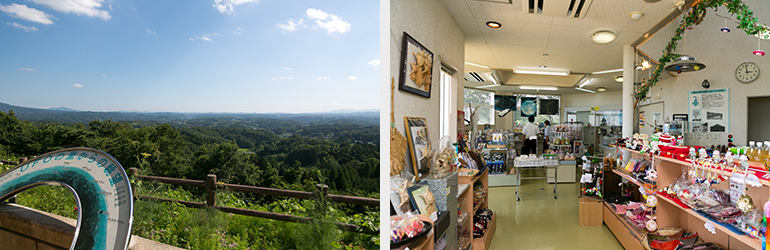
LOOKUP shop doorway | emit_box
[748,96,770,141]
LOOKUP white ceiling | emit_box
[443,0,682,94]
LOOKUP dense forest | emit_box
[0,107,379,201]
[0,106,380,249]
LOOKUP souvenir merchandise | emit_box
[390,212,430,246]
[473,208,494,238]
[429,135,456,179]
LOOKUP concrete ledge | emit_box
[0,203,182,250]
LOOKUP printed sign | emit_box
[689,89,729,133]
[0,148,133,250]
[590,106,600,111]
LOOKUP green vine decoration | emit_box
[635,0,770,108]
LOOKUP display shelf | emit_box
[459,165,494,250]
[472,212,496,250]
[611,169,644,188]
[457,184,470,199]
[656,194,761,249]
[603,202,646,250]
[621,148,770,186]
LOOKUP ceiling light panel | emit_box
[520,85,558,90]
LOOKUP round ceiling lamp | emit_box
[486,21,501,28]
[597,87,607,92]
[664,55,706,73]
[614,76,623,82]
[629,11,644,21]
[591,31,616,44]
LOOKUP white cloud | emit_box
[283,67,291,70]
[316,77,330,80]
[347,76,358,80]
[305,8,329,20]
[190,36,213,42]
[28,0,111,20]
[368,60,380,66]
[7,22,38,32]
[213,0,257,15]
[277,18,304,33]
[0,4,55,24]
[306,8,350,35]
[19,67,37,72]
[271,76,293,80]
[101,74,107,77]
[73,83,84,88]
[233,27,241,35]
[146,29,156,34]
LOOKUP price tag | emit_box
[705,221,716,234]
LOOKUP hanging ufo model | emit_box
[664,55,706,73]
[721,27,730,33]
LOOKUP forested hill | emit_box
[0,102,378,126]
[0,106,379,198]
[0,102,379,145]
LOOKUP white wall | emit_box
[641,0,770,145]
[390,0,465,156]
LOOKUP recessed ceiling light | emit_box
[538,65,548,69]
[615,76,623,82]
[486,21,501,28]
[591,31,616,44]
[629,11,644,21]
[597,87,607,92]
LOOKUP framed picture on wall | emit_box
[398,32,434,98]
[404,116,431,181]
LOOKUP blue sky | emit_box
[0,0,379,113]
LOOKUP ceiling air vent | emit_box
[464,72,486,83]
[523,0,593,19]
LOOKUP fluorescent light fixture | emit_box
[464,61,490,68]
[592,68,623,74]
[579,78,591,88]
[514,70,569,76]
[519,85,558,91]
[574,87,596,93]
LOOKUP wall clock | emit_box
[735,62,759,83]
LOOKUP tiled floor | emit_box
[485,168,624,250]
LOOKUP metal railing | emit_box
[127,168,379,235]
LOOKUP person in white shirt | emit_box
[521,116,539,155]
[543,120,551,152]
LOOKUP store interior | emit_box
[390,0,770,249]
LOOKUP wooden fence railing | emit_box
[127,168,379,235]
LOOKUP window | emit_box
[463,88,495,125]
[439,67,453,138]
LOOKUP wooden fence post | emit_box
[315,184,328,218]
[128,168,138,199]
[206,174,217,207]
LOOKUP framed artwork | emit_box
[398,32,434,98]
[404,116,431,180]
[407,185,437,220]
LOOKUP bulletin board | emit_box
[688,89,729,133]
[639,102,663,136]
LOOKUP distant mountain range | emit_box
[0,102,379,125]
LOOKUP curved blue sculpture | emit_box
[0,148,133,250]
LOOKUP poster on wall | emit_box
[688,89,729,133]
[539,99,559,115]
[494,94,516,111]
[520,97,537,117]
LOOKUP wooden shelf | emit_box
[457,184,470,199]
[656,194,761,249]
[472,212,496,250]
[620,148,770,186]
[603,202,645,250]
